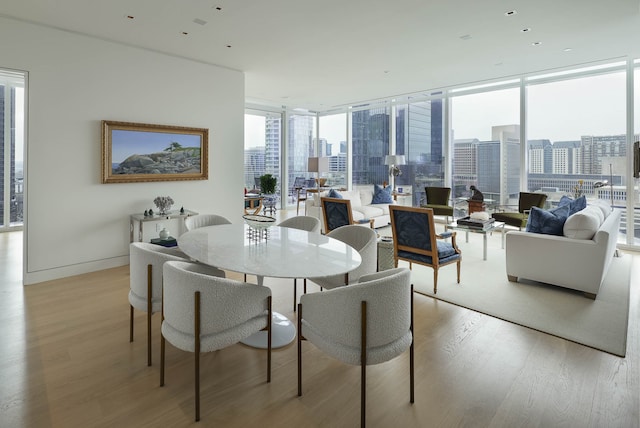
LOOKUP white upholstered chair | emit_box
[184,214,231,231]
[278,216,322,310]
[160,260,272,422]
[297,267,414,427]
[306,224,378,290]
[129,242,199,366]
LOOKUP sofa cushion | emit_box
[590,199,612,218]
[354,205,385,219]
[358,187,374,206]
[327,188,343,198]
[525,205,570,236]
[558,195,587,215]
[563,205,602,239]
[372,184,393,204]
[340,190,363,207]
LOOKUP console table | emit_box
[129,209,198,242]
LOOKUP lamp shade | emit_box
[384,155,406,166]
[307,157,329,172]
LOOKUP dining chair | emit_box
[277,216,321,310]
[306,224,378,291]
[128,242,192,366]
[298,267,414,428]
[491,192,548,230]
[160,260,272,422]
[184,214,231,231]
[422,186,454,223]
[389,205,461,294]
[291,176,308,214]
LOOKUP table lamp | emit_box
[384,155,405,192]
[307,157,329,188]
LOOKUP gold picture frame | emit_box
[101,120,208,184]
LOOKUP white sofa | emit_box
[505,202,620,298]
[307,186,395,233]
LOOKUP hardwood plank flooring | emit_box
[0,229,638,427]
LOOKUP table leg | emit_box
[241,275,297,349]
[483,233,487,261]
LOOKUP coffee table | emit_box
[445,221,505,260]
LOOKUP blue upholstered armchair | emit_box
[389,205,462,294]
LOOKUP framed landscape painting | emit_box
[101,120,209,183]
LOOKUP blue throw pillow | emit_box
[372,184,393,204]
[525,205,570,235]
[327,188,343,198]
[558,195,587,215]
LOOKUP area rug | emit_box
[409,232,631,357]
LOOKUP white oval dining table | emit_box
[178,223,362,348]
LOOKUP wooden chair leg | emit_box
[297,303,303,397]
[410,284,414,404]
[147,264,152,367]
[129,305,134,342]
[194,292,201,422]
[433,269,438,294]
[361,300,367,428]
[456,260,461,283]
[267,296,272,383]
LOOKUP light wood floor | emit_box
[1,229,639,427]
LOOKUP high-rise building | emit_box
[551,140,581,174]
[528,139,552,174]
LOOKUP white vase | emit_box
[159,227,170,240]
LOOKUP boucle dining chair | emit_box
[306,224,378,291]
[389,205,461,294]
[184,214,231,231]
[160,261,272,422]
[128,242,194,366]
[298,267,414,428]
[278,216,322,310]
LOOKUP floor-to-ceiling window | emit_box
[527,64,631,242]
[395,96,445,206]
[244,110,282,202]
[286,112,316,205]
[0,70,24,231]
[318,113,346,188]
[351,105,390,187]
[450,84,520,208]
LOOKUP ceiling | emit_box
[2,0,640,111]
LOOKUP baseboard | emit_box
[24,255,129,285]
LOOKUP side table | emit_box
[377,238,395,271]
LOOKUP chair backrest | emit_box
[518,192,548,213]
[299,267,412,365]
[305,178,316,188]
[389,205,438,262]
[278,216,321,233]
[425,187,451,206]
[292,176,306,188]
[162,261,271,351]
[327,225,378,282]
[184,214,231,231]
[129,242,188,309]
[321,197,354,233]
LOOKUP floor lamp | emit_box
[384,155,405,192]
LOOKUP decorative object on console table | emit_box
[154,196,174,216]
[384,155,405,193]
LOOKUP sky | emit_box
[245,71,634,149]
[111,130,202,162]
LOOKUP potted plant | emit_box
[259,174,277,195]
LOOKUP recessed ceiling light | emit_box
[563,48,573,52]
[125,15,135,20]
[521,28,531,33]
[505,10,517,16]
[532,41,542,46]
[494,62,503,66]
[460,34,472,40]
[181,31,189,35]
[214,6,222,11]
[193,18,207,26]
[226,45,232,48]
[384,70,390,74]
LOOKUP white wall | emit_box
[0,17,245,284]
